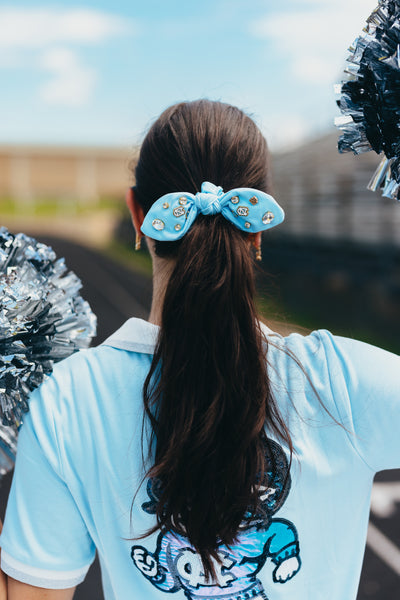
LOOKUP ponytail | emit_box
[141,216,291,573]
[133,100,292,575]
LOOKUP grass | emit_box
[258,293,400,354]
[256,292,294,324]
[0,196,123,217]
[104,239,153,277]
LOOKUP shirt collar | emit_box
[102,318,159,354]
[102,317,281,354]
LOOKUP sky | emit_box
[0,0,378,151]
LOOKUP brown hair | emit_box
[134,100,292,575]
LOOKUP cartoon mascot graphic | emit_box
[131,438,301,600]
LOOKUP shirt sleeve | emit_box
[318,330,400,473]
[0,374,96,589]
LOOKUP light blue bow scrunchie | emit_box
[141,181,285,241]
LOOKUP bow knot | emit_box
[194,182,224,215]
[195,193,222,215]
[140,181,285,241]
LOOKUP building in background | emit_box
[0,144,137,205]
[272,132,400,247]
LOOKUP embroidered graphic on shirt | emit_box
[131,438,301,600]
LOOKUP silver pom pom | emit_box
[336,0,400,199]
[0,227,97,476]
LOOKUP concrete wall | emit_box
[271,131,400,247]
[0,145,137,203]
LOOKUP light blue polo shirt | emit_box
[1,318,399,600]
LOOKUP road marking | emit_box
[367,522,400,576]
[371,482,400,518]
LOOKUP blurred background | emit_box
[1,0,400,598]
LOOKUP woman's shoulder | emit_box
[262,322,325,363]
[261,324,396,401]
[25,319,157,435]
[264,324,399,417]
[48,316,158,389]
[277,327,399,372]
[262,322,394,368]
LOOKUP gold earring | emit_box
[135,233,142,251]
[252,239,262,261]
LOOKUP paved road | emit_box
[0,236,399,599]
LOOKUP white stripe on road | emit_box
[367,522,400,576]
[371,482,400,518]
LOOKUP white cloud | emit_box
[264,113,310,151]
[0,6,133,107]
[38,48,97,107]
[0,7,131,48]
[250,0,378,84]
[0,52,23,68]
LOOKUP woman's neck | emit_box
[148,258,175,326]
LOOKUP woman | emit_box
[0,100,399,600]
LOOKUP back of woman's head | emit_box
[135,99,271,244]
[134,100,289,576]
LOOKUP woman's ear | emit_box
[125,187,145,236]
